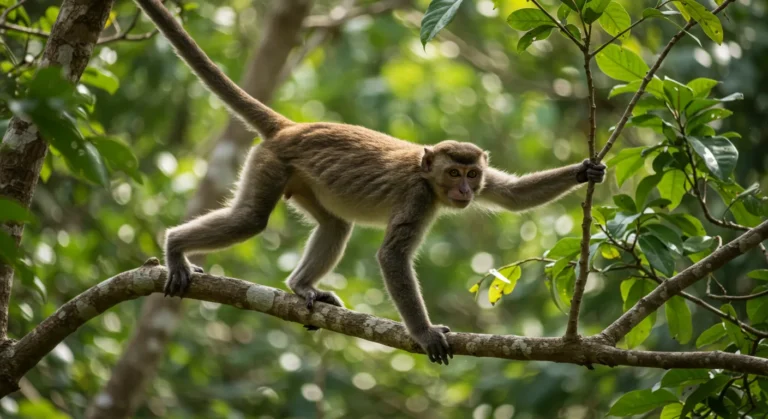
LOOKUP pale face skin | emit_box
[421,146,487,208]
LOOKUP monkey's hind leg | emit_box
[164,146,289,297]
[286,194,352,313]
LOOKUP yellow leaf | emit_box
[488,279,505,305]
[497,265,522,295]
[469,284,479,293]
[601,244,621,259]
[104,11,116,29]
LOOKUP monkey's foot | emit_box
[291,287,345,331]
[164,260,204,297]
[413,324,453,365]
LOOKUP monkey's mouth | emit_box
[450,198,472,208]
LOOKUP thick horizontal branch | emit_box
[601,220,768,345]
[2,258,768,396]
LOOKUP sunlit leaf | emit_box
[676,0,723,44]
[657,170,687,211]
[597,2,631,40]
[0,197,33,223]
[80,67,120,95]
[687,77,719,98]
[607,146,645,187]
[623,279,657,348]
[596,44,649,82]
[516,25,555,53]
[661,369,710,388]
[696,323,727,348]
[506,8,552,31]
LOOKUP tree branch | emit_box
[599,220,768,346]
[3,258,768,397]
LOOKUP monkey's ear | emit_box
[421,147,435,172]
[483,150,490,164]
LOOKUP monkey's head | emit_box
[421,141,488,209]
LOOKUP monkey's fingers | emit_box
[304,325,320,331]
[305,291,317,310]
[191,265,204,273]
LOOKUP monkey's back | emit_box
[269,122,431,226]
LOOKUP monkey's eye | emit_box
[449,169,461,177]
[467,170,478,178]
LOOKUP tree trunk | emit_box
[0,0,115,391]
[85,1,312,417]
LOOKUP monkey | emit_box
[133,0,606,365]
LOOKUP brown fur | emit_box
[135,0,605,365]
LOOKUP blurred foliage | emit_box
[1,0,768,417]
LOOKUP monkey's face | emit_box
[421,142,488,208]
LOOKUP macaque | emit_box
[134,0,606,365]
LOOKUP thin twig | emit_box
[0,0,27,25]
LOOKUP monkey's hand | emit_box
[164,255,204,297]
[297,288,345,331]
[413,324,453,365]
[576,159,607,184]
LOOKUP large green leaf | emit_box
[661,369,710,388]
[606,146,645,187]
[687,136,738,180]
[506,8,552,31]
[644,224,683,255]
[696,323,727,348]
[420,0,465,46]
[666,295,692,344]
[635,172,662,209]
[582,0,611,23]
[721,304,747,351]
[747,287,768,325]
[608,388,678,416]
[663,77,694,113]
[686,108,732,133]
[596,44,648,82]
[607,211,641,239]
[638,234,676,277]
[597,2,631,40]
[676,0,723,44]
[657,170,687,210]
[546,237,582,258]
[687,77,719,98]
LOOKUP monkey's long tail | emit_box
[133,0,292,139]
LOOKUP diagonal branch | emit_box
[599,220,768,346]
[3,259,768,397]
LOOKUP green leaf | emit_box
[608,389,678,416]
[747,287,768,325]
[657,170,687,211]
[638,234,676,276]
[607,211,641,239]
[557,4,571,22]
[516,25,555,53]
[563,24,581,40]
[607,146,645,187]
[663,77,694,112]
[680,375,731,418]
[597,2,631,40]
[89,136,143,184]
[721,304,747,350]
[644,224,683,255]
[687,136,738,180]
[677,0,723,44]
[682,236,715,254]
[613,194,637,213]
[684,98,720,117]
[686,108,732,133]
[582,0,611,23]
[80,66,120,95]
[623,279,657,348]
[661,369,710,388]
[497,265,522,294]
[0,198,33,223]
[0,231,21,263]
[748,270,768,281]
[506,8,552,31]
[635,172,662,209]
[661,213,706,237]
[560,0,584,12]
[687,77,719,98]
[592,206,616,226]
[595,44,649,82]
[666,295,692,344]
[660,404,683,419]
[420,0,465,46]
[696,323,727,348]
[546,237,581,258]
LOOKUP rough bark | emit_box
[0,0,115,343]
[85,2,313,417]
[3,259,768,398]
